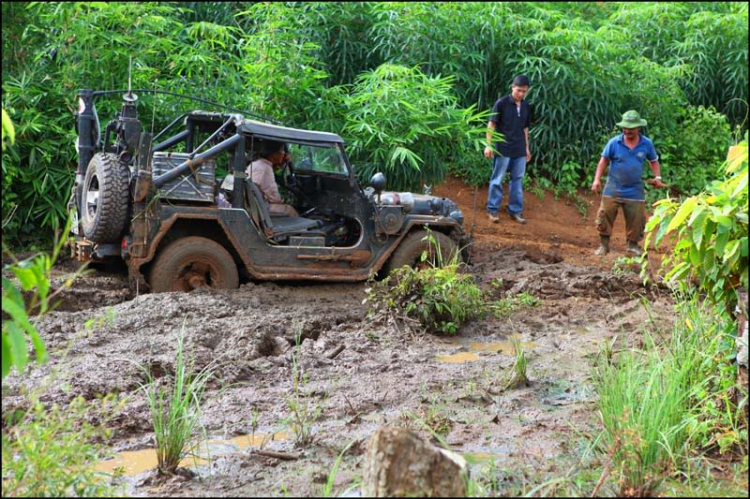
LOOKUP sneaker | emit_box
[626,242,641,255]
[594,245,609,256]
[488,213,500,224]
[508,212,526,225]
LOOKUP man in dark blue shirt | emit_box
[591,110,666,255]
[484,75,533,225]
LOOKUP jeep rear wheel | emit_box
[149,236,239,293]
[81,152,130,243]
[384,229,460,275]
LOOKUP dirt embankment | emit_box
[2,180,676,496]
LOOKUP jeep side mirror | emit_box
[370,172,386,194]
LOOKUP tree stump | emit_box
[361,427,467,497]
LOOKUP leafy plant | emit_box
[2,215,83,379]
[1,395,123,497]
[645,140,748,309]
[366,233,485,335]
[489,292,540,318]
[138,326,215,474]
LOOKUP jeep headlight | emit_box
[449,210,464,226]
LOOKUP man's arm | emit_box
[591,157,609,194]
[646,160,666,188]
[484,120,496,159]
[524,127,530,162]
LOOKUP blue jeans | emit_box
[486,155,526,216]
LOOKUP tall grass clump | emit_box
[593,296,745,496]
[139,328,214,474]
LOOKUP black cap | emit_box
[512,74,530,87]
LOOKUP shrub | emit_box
[1,395,123,497]
[646,139,747,309]
[365,233,485,335]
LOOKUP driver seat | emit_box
[244,180,322,241]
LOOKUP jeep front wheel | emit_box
[384,229,460,275]
[149,237,239,293]
[81,152,130,243]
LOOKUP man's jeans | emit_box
[486,155,526,216]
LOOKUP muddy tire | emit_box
[384,229,460,275]
[149,236,239,293]
[81,152,130,243]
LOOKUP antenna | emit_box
[124,56,137,103]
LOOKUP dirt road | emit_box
[2,180,675,496]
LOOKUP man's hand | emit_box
[484,146,493,159]
[646,178,667,189]
[526,148,531,162]
[591,178,601,194]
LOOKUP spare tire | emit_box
[81,152,130,243]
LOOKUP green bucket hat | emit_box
[616,110,647,128]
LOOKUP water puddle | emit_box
[436,339,536,364]
[95,431,288,476]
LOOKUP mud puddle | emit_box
[96,430,288,476]
[436,338,536,364]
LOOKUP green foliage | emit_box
[592,297,746,496]
[645,140,748,308]
[342,64,487,191]
[1,216,81,379]
[489,292,541,318]
[2,2,746,243]
[1,108,14,150]
[138,326,214,474]
[650,105,733,196]
[366,233,485,335]
[1,395,123,497]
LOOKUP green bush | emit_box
[365,233,485,335]
[2,395,123,497]
[342,64,487,191]
[646,140,747,308]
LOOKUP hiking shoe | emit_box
[594,245,609,256]
[508,212,526,225]
[488,213,500,224]
[626,242,641,255]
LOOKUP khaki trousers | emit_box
[595,196,646,243]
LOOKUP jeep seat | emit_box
[244,180,321,240]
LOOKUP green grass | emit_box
[592,295,746,496]
[139,326,214,474]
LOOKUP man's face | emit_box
[622,127,639,140]
[511,85,529,101]
[269,149,287,167]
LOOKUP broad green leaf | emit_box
[7,322,28,372]
[1,332,11,378]
[666,196,698,234]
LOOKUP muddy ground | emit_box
[2,181,679,496]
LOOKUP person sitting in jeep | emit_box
[247,140,298,217]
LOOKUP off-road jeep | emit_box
[71,89,470,292]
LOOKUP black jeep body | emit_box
[71,90,470,292]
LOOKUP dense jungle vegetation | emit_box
[2,2,748,246]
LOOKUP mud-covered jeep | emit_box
[71,89,470,292]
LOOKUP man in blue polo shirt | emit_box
[591,110,666,255]
[484,75,533,225]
